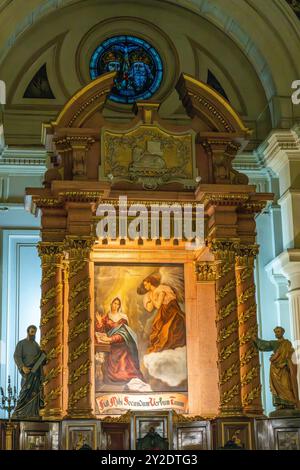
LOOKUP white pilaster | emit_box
[261,129,300,250]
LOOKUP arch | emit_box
[1,0,298,101]
[50,71,115,129]
[176,73,250,136]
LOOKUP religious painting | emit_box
[63,423,97,450]
[221,422,252,450]
[94,264,188,413]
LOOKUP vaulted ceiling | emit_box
[0,0,299,148]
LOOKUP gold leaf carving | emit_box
[236,267,252,286]
[68,339,91,363]
[240,346,258,367]
[44,386,62,405]
[216,279,236,301]
[219,363,239,385]
[217,300,237,322]
[69,320,90,342]
[217,320,239,343]
[69,360,91,385]
[220,384,240,406]
[69,298,90,321]
[69,259,86,278]
[238,304,256,325]
[41,266,56,284]
[239,326,257,346]
[69,384,90,407]
[69,279,90,300]
[220,340,239,361]
[242,385,261,406]
[241,367,258,387]
[40,325,62,348]
[41,304,63,325]
[195,262,217,282]
[41,285,63,307]
[101,410,133,423]
[47,344,63,361]
[237,286,256,305]
[44,366,62,384]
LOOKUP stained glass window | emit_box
[89,35,163,104]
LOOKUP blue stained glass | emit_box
[89,35,163,104]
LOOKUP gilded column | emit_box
[65,236,94,418]
[235,245,263,415]
[209,240,243,416]
[38,243,64,420]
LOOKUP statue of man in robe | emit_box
[253,326,300,414]
[12,325,46,420]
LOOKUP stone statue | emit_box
[12,325,46,420]
[253,326,300,415]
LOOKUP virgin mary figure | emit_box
[138,273,186,353]
[95,297,145,386]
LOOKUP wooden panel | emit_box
[102,423,130,450]
[174,421,211,450]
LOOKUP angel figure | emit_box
[137,268,186,353]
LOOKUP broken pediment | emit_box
[41,72,250,188]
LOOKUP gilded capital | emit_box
[235,244,259,267]
[208,239,240,262]
[63,236,95,259]
[38,242,64,265]
[195,261,217,281]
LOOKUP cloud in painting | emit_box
[143,347,187,387]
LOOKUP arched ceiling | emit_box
[0,0,299,148]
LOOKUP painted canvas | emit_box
[94,264,187,412]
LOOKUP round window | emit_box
[89,35,163,104]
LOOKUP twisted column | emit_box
[38,243,64,420]
[210,240,243,416]
[65,237,94,418]
[235,245,263,415]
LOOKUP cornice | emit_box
[0,147,47,172]
[258,130,300,175]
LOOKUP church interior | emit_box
[1,0,300,451]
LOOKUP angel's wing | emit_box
[159,266,185,304]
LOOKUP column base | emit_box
[242,406,265,417]
[40,408,64,421]
[65,409,95,420]
[218,406,244,418]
